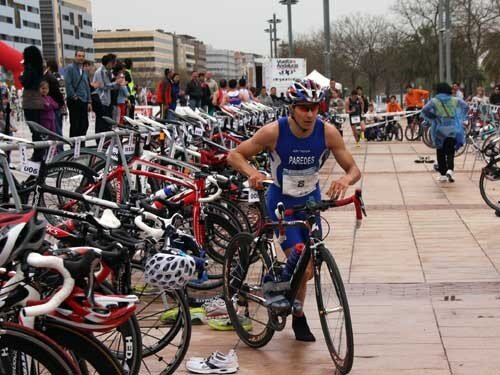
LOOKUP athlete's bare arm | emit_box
[227,122,279,189]
[324,123,362,199]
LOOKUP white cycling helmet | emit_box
[144,250,196,291]
[287,79,324,104]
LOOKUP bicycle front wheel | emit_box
[314,245,354,374]
[479,157,500,211]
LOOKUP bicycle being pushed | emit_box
[223,182,366,375]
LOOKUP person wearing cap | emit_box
[228,78,361,342]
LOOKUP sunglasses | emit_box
[294,104,320,113]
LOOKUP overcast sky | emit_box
[92,0,395,55]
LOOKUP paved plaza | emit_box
[177,135,500,375]
[8,122,500,374]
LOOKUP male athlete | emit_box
[228,79,361,341]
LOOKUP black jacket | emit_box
[490,93,500,105]
[185,80,202,100]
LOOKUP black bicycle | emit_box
[223,184,366,375]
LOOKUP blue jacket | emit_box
[64,63,91,103]
[421,94,468,150]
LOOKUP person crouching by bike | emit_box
[227,79,361,342]
[345,90,365,147]
[421,82,468,183]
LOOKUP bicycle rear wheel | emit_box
[223,233,275,348]
[479,157,500,211]
[314,245,354,374]
[404,124,420,141]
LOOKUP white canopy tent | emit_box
[306,70,342,91]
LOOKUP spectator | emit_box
[20,46,45,161]
[328,89,344,113]
[155,68,172,118]
[205,71,218,114]
[452,82,464,99]
[123,58,136,118]
[116,70,130,125]
[44,60,65,151]
[471,86,489,105]
[199,72,211,111]
[323,79,338,108]
[169,73,181,113]
[64,49,91,140]
[146,89,153,106]
[238,78,252,102]
[185,71,202,109]
[257,86,273,106]
[39,80,59,133]
[421,82,468,183]
[212,79,228,108]
[93,54,121,133]
[226,79,242,106]
[386,95,403,113]
[270,86,281,104]
[489,84,500,106]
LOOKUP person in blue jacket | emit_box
[421,82,468,183]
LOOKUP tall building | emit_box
[206,47,260,85]
[40,0,94,66]
[93,29,175,86]
[175,34,206,72]
[206,46,240,81]
[0,0,42,52]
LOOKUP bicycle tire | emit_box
[39,319,124,375]
[422,126,433,148]
[91,287,143,375]
[479,157,500,211]
[314,245,354,374]
[404,124,420,141]
[223,232,275,348]
[22,161,110,225]
[50,147,108,170]
[130,263,191,374]
[0,322,80,374]
[203,212,240,264]
[395,124,403,141]
[214,198,253,234]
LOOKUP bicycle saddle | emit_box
[26,121,72,145]
[94,209,121,230]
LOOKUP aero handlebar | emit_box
[21,253,75,317]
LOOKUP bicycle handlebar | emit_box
[282,189,367,228]
[21,253,75,317]
[134,211,183,240]
[199,175,222,203]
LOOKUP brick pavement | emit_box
[6,119,500,374]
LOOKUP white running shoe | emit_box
[186,350,239,374]
[446,170,455,183]
[437,175,448,183]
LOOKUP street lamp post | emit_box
[268,14,282,58]
[265,28,274,58]
[323,0,331,78]
[279,0,299,57]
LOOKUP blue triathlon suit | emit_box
[266,116,330,250]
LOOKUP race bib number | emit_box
[21,161,40,176]
[248,188,259,203]
[194,127,204,137]
[19,144,40,176]
[74,137,81,158]
[350,115,361,125]
[123,145,135,155]
[46,144,56,163]
[282,167,319,197]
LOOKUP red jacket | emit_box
[155,79,172,105]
